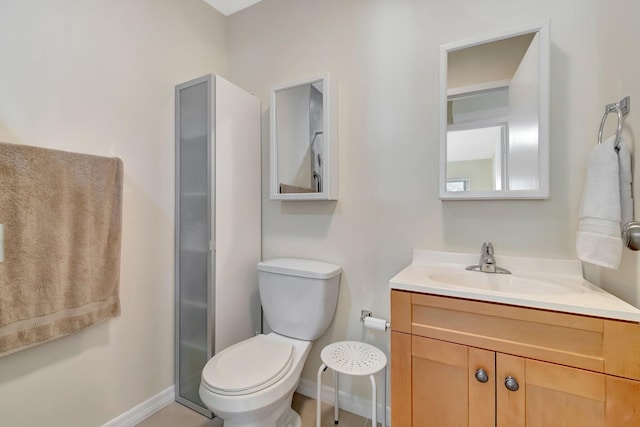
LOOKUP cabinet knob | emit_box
[475,368,489,383]
[504,376,519,392]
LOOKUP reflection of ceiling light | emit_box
[202,0,264,16]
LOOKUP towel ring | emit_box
[598,103,623,149]
[598,96,630,150]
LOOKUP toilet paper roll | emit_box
[364,316,388,331]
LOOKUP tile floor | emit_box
[137,393,380,427]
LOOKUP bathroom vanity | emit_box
[389,250,640,426]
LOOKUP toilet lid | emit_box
[202,335,294,396]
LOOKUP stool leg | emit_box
[317,363,326,427]
[369,374,377,427]
[383,367,387,427]
[334,369,339,424]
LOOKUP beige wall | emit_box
[0,0,227,425]
[227,0,605,403]
[447,159,494,192]
[590,0,640,306]
[1,0,638,424]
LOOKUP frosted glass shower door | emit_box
[175,76,212,415]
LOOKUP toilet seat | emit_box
[201,335,294,396]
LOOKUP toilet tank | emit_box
[257,258,341,341]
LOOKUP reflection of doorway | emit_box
[447,85,509,192]
[447,123,507,191]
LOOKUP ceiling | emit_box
[202,0,264,16]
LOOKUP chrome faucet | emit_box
[466,242,511,274]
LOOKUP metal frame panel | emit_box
[175,75,214,417]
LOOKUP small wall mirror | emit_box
[270,73,337,200]
[439,22,550,200]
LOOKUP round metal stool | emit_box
[316,341,387,427]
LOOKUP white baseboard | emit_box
[296,378,391,426]
[102,380,390,426]
[102,386,175,427]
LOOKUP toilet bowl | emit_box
[198,258,342,427]
[199,333,311,427]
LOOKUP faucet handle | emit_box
[481,242,494,255]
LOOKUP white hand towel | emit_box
[576,136,628,269]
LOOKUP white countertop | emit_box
[389,249,640,322]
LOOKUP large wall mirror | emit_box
[270,73,337,201]
[439,22,550,200]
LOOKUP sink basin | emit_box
[389,249,640,322]
[428,271,587,296]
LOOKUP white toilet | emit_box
[199,258,342,427]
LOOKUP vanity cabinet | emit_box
[390,290,640,426]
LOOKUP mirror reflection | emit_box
[274,80,324,194]
[441,23,549,199]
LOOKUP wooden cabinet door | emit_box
[391,331,412,427]
[605,375,640,426]
[496,353,525,427]
[412,335,495,427]
[468,347,496,427]
[497,355,607,427]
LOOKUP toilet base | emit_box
[217,394,301,427]
[276,407,301,427]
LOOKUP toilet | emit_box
[199,258,342,427]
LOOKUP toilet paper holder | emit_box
[360,309,391,330]
[360,309,373,322]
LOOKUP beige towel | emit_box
[279,183,316,193]
[0,142,123,357]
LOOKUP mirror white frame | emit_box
[439,22,550,200]
[270,73,338,201]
